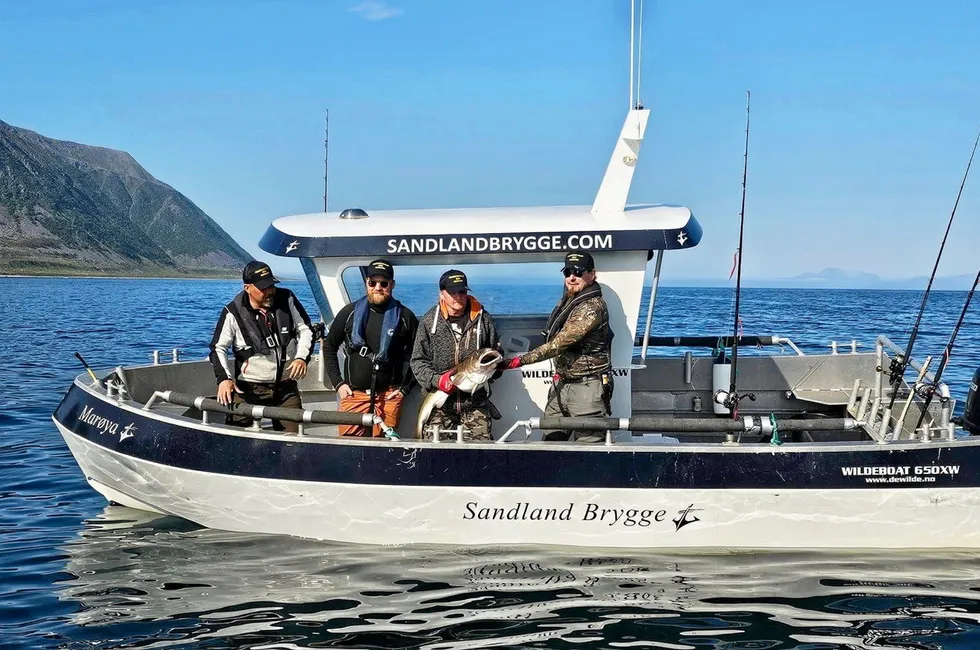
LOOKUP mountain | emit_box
[0,120,252,277]
[784,267,882,287]
[660,268,975,290]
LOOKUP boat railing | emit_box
[142,390,395,438]
[138,389,865,447]
[634,335,804,356]
[497,415,859,445]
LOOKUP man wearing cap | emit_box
[502,251,613,443]
[322,259,419,437]
[411,269,501,441]
[209,260,315,433]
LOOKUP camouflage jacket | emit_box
[519,283,611,379]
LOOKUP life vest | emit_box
[348,296,404,366]
[226,289,297,372]
[545,283,612,361]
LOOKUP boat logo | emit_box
[77,406,137,442]
[676,231,688,246]
[285,240,300,253]
[622,155,636,166]
[672,503,701,531]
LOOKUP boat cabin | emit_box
[259,201,702,438]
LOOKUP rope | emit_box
[769,413,782,446]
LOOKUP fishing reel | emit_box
[913,381,950,404]
[884,356,906,386]
[713,389,756,415]
[310,322,327,340]
[723,390,757,412]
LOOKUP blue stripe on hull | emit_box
[54,385,980,489]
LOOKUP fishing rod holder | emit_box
[148,349,182,365]
[103,366,131,402]
[429,425,468,444]
[829,340,861,355]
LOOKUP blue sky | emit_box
[2,0,979,282]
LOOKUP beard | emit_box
[367,292,389,306]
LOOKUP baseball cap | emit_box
[562,251,595,272]
[439,269,469,292]
[367,259,394,280]
[242,260,280,290]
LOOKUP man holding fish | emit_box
[411,269,502,441]
[501,251,613,443]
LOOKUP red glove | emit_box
[437,370,456,393]
[505,357,523,370]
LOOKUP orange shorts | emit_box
[338,389,404,437]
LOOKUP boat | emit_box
[52,9,980,547]
[51,97,980,549]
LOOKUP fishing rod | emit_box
[74,352,99,385]
[887,129,980,410]
[723,91,755,418]
[911,267,980,434]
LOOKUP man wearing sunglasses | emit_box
[323,259,419,437]
[209,260,315,433]
[501,251,613,443]
[411,269,501,441]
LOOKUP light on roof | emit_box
[339,208,369,219]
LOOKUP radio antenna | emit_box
[323,109,330,213]
[628,0,646,109]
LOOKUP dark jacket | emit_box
[322,299,418,394]
[519,282,611,379]
[209,288,314,384]
[411,296,500,410]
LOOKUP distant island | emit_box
[661,267,974,291]
[0,119,252,277]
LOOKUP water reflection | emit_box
[53,506,980,649]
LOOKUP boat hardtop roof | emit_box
[260,203,702,259]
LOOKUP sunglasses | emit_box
[367,279,391,289]
[562,267,589,278]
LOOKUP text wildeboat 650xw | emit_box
[53,18,980,548]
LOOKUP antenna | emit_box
[323,109,330,213]
[636,0,644,108]
[628,0,646,110]
[629,0,635,110]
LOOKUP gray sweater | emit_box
[411,296,500,396]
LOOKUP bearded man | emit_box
[323,259,419,437]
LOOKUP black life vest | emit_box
[226,289,297,371]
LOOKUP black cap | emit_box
[439,269,469,291]
[562,251,595,272]
[366,259,394,280]
[242,260,280,290]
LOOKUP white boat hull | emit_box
[56,420,980,548]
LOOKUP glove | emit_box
[504,357,523,370]
[437,370,456,393]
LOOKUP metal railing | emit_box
[143,390,397,438]
[497,415,858,445]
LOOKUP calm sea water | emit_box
[3,277,980,649]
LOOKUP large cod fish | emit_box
[416,348,503,437]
